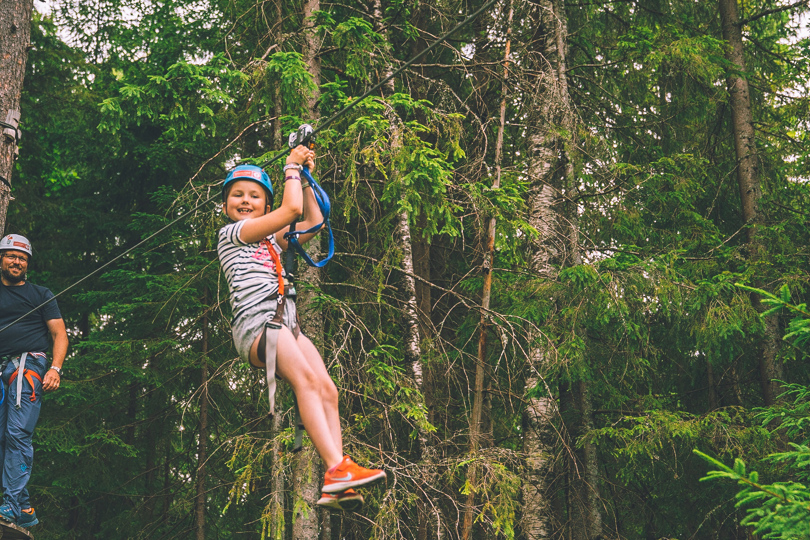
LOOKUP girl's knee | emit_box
[321,377,338,405]
[289,365,320,394]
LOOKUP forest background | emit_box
[0,0,809,538]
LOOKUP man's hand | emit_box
[42,369,61,392]
[45,317,68,392]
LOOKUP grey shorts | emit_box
[231,296,300,363]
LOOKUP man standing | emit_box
[0,234,67,528]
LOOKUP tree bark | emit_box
[271,0,283,150]
[292,446,320,539]
[293,0,325,535]
[370,1,442,537]
[462,3,514,538]
[522,0,601,538]
[269,403,287,540]
[0,0,32,235]
[562,381,602,540]
[195,292,211,540]
[718,0,783,405]
[267,4,289,538]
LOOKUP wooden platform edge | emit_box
[0,519,33,540]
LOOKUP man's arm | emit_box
[43,318,68,392]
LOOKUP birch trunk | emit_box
[0,0,32,235]
[718,0,783,405]
[371,0,441,537]
[523,0,601,537]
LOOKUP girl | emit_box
[217,145,385,511]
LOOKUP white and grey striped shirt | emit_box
[218,221,289,323]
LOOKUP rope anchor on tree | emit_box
[1,110,21,143]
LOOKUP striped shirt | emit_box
[218,221,290,323]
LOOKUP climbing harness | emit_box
[259,238,306,451]
[7,353,45,409]
[0,0,499,338]
[259,238,285,414]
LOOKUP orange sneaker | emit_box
[316,488,364,512]
[322,456,386,493]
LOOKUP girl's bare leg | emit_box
[295,333,342,452]
[249,326,342,468]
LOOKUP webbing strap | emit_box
[260,238,286,413]
[283,167,334,268]
[261,239,285,297]
[264,321,281,412]
[16,353,26,409]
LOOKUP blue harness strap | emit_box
[283,167,334,268]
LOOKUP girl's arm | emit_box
[238,146,312,244]
[275,151,324,249]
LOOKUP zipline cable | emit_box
[0,0,498,337]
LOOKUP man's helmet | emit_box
[222,165,274,207]
[0,234,32,257]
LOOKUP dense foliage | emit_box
[2,0,809,538]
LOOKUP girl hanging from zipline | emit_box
[217,144,385,511]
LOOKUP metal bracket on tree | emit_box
[1,110,22,158]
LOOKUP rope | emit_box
[0,0,499,337]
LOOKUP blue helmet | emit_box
[222,165,274,206]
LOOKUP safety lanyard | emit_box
[260,238,285,297]
[283,167,334,268]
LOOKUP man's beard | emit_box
[1,267,24,284]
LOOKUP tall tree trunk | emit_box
[195,292,211,540]
[272,0,283,150]
[522,0,601,538]
[269,405,287,540]
[562,381,601,540]
[405,9,441,539]
[462,3,514,538]
[0,0,32,235]
[144,383,158,519]
[267,3,288,539]
[371,1,441,538]
[292,446,320,539]
[718,0,783,405]
[293,1,326,536]
[523,152,561,540]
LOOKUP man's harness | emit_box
[0,352,45,409]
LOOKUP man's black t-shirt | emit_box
[0,282,62,357]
